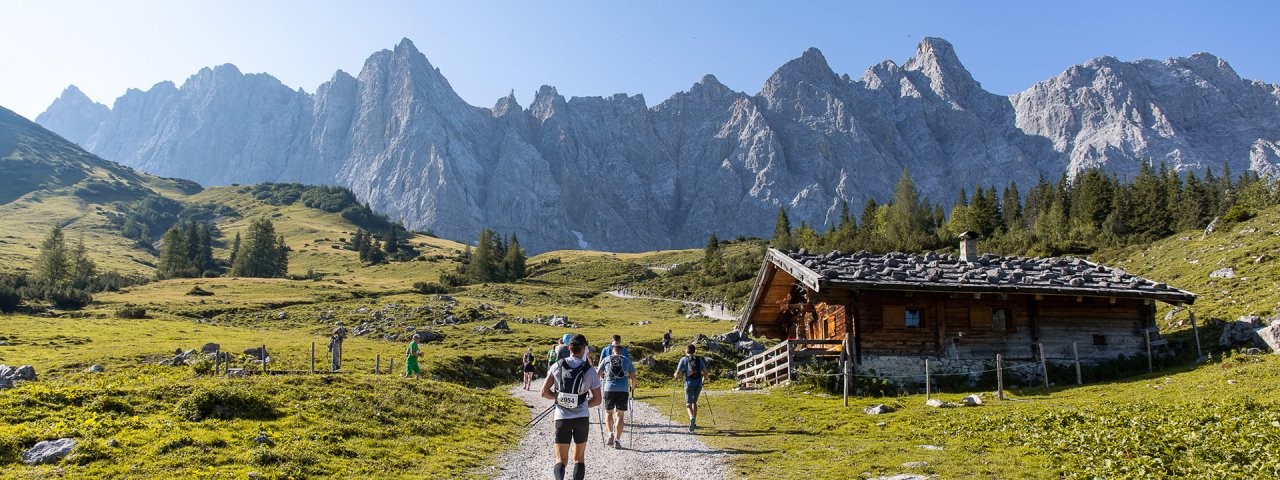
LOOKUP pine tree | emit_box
[384,227,399,256]
[703,234,725,278]
[231,218,287,278]
[855,199,880,251]
[771,207,794,250]
[229,232,241,267]
[502,234,527,280]
[195,223,213,274]
[466,229,501,282]
[884,169,933,252]
[70,234,97,287]
[34,226,72,285]
[157,227,194,279]
[275,235,290,277]
[1001,182,1024,232]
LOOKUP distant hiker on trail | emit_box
[405,333,423,378]
[556,334,573,362]
[328,327,346,372]
[522,346,536,390]
[548,338,562,368]
[598,335,636,448]
[662,330,673,352]
[541,334,602,480]
[674,344,707,432]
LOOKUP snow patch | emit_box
[571,231,590,250]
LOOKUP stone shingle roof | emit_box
[771,248,1195,304]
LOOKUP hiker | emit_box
[662,330,673,352]
[405,333,423,378]
[328,327,346,372]
[541,334,602,480]
[522,346,536,390]
[548,338,562,369]
[598,335,636,448]
[555,334,573,362]
[673,344,707,431]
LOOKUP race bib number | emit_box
[556,392,581,409]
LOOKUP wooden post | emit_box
[390,358,395,375]
[214,350,220,375]
[376,354,381,374]
[261,344,267,374]
[1072,341,1082,385]
[842,336,850,407]
[784,341,794,383]
[1038,343,1049,388]
[1144,328,1153,373]
[1189,310,1203,361]
[995,353,1004,400]
[924,358,932,401]
[310,342,316,374]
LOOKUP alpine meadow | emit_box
[3,3,1280,479]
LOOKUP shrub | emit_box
[113,305,147,319]
[0,275,22,312]
[1222,205,1256,223]
[186,286,214,296]
[413,282,453,295]
[175,384,278,421]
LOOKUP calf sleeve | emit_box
[573,462,586,480]
[554,462,566,480]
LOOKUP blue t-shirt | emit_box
[675,356,705,387]
[599,345,630,359]
[597,354,636,392]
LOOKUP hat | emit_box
[569,334,588,346]
[562,333,574,345]
[411,333,421,339]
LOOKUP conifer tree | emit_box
[70,234,97,287]
[34,226,72,285]
[231,218,287,278]
[384,227,399,256]
[229,232,241,267]
[157,227,194,279]
[703,234,725,278]
[771,207,794,250]
[502,234,527,280]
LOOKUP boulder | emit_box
[13,365,35,381]
[200,343,221,354]
[244,347,269,358]
[0,378,12,389]
[0,365,11,378]
[491,319,510,331]
[962,394,983,406]
[1255,320,1280,353]
[86,365,104,373]
[639,356,656,368]
[1219,316,1264,347]
[925,399,957,408]
[864,404,893,415]
[22,438,76,465]
[1209,267,1236,279]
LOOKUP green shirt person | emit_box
[405,334,423,377]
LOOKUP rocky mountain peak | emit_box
[34,85,110,145]
[902,37,979,102]
[492,90,522,117]
[767,47,839,86]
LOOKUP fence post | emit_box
[1144,328,1153,373]
[376,354,381,374]
[214,350,220,375]
[924,358,932,401]
[1038,343,1049,388]
[842,336,850,407]
[310,342,315,374]
[261,344,267,375]
[1072,341,1082,385]
[996,353,1004,400]
[784,341,794,384]
[1189,310,1203,361]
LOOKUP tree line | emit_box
[771,163,1279,257]
[158,218,289,279]
[441,229,527,286]
[0,226,145,312]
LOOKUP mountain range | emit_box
[35,38,1280,252]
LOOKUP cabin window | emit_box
[905,308,922,328]
[991,308,1010,331]
[1093,334,1107,346]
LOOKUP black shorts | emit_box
[523,363,535,373]
[603,391,629,411]
[554,416,590,444]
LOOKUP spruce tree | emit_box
[157,227,194,279]
[275,235,290,277]
[231,218,287,278]
[195,223,214,274]
[467,229,500,282]
[34,226,72,285]
[703,234,725,279]
[229,232,241,267]
[1001,182,1024,232]
[384,227,399,256]
[884,169,933,252]
[771,207,793,250]
[70,234,97,287]
[502,234,527,280]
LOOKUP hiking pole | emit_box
[629,386,636,447]
[526,404,555,429]
[597,404,607,446]
[667,379,677,428]
[702,390,716,427]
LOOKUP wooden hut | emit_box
[734,237,1196,388]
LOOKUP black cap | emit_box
[570,334,588,346]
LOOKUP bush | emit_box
[413,282,453,295]
[1222,205,1256,223]
[175,384,278,421]
[114,305,147,319]
[185,286,215,296]
[48,287,93,309]
[0,275,21,313]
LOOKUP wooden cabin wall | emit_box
[1035,296,1153,362]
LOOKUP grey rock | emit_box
[901,461,930,468]
[0,365,11,378]
[253,434,273,446]
[1209,267,1236,279]
[37,38,1280,253]
[0,378,12,389]
[925,399,946,408]
[13,365,35,381]
[491,319,510,331]
[244,347,269,358]
[200,343,221,354]
[1220,316,1264,347]
[962,394,983,406]
[919,444,945,451]
[864,404,894,415]
[22,438,76,465]
[86,365,104,373]
[106,439,119,447]
[1255,320,1280,353]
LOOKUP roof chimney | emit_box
[958,232,978,262]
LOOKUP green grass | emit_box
[664,353,1280,479]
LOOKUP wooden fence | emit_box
[735,339,843,389]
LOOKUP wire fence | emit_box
[793,361,1044,380]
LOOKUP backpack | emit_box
[603,354,627,381]
[683,355,704,379]
[553,359,591,409]
[555,345,571,362]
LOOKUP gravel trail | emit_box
[490,386,729,480]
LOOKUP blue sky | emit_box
[2,1,1277,119]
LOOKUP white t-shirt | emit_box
[546,356,601,420]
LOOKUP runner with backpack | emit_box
[540,334,603,480]
[522,347,536,390]
[662,330,673,352]
[597,335,636,448]
[673,344,707,432]
[404,333,423,378]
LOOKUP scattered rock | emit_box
[253,434,273,446]
[86,365,104,373]
[925,399,956,408]
[919,444,944,451]
[13,365,36,381]
[22,438,76,465]
[962,394,983,406]
[1209,267,1235,279]
[1219,316,1264,347]
[1255,319,1280,353]
[1227,379,1237,385]
[864,404,894,415]
[1244,348,1263,355]
[200,343,221,354]
[106,439,119,447]
[244,347,269,358]
[0,378,12,389]
[639,356,656,368]
[1256,255,1271,264]
[868,475,935,480]
[491,319,510,331]
[876,422,887,427]
[901,461,930,468]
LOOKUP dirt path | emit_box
[605,291,739,322]
[489,386,729,480]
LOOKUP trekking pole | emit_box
[597,404,607,446]
[667,379,677,428]
[703,391,716,427]
[629,386,636,447]
[526,404,555,428]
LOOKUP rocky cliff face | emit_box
[37,38,1280,252]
